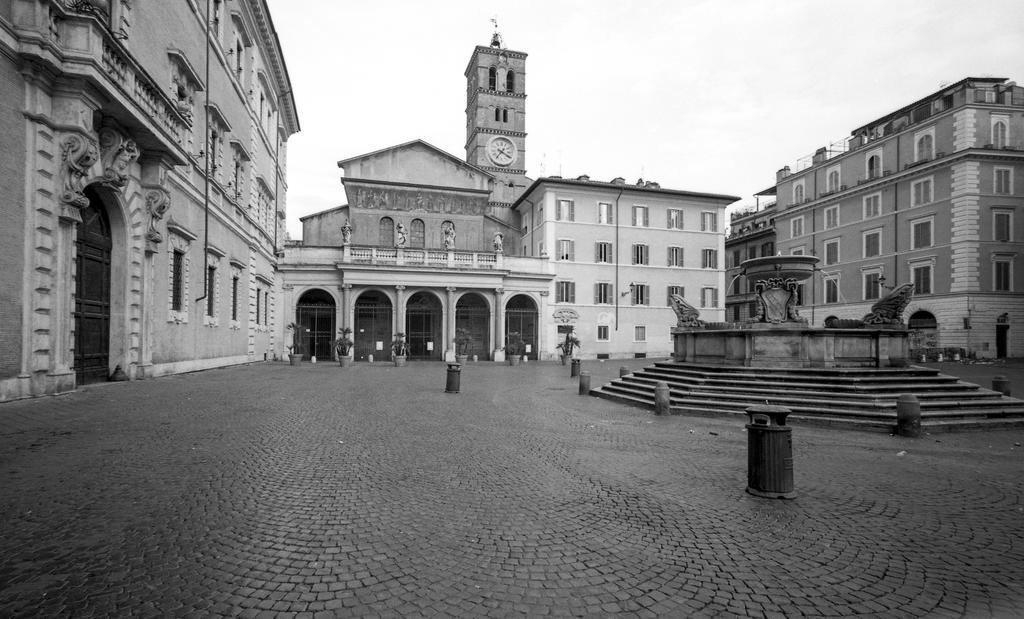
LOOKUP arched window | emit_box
[827,170,840,192]
[993,120,1008,149]
[794,184,804,204]
[506,70,515,93]
[494,107,500,121]
[379,216,394,247]
[916,134,933,161]
[488,67,497,90]
[867,154,880,179]
[410,219,425,248]
[502,108,508,123]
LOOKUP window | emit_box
[863,271,881,301]
[793,181,805,204]
[791,216,804,238]
[634,325,646,342]
[494,108,500,122]
[915,131,934,161]
[824,239,839,265]
[992,116,1008,149]
[866,151,882,179]
[700,287,718,308]
[598,202,613,224]
[667,209,684,229]
[556,199,575,221]
[994,259,1012,291]
[701,211,717,232]
[826,166,840,192]
[488,66,496,90]
[791,247,805,256]
[255,286,261,324]
[631,284,650,306]
[912,178,933,206]
[761,241,774,256]
[171,250,185,312]
[995,167,1012,195]
[595,242,613,263]
[731,249,742,268]
[263,290,269,325]
[824,277,839,304]
[557,239,575,261]
[863,229,881,258]
[912,262,933,295]
[994,210,1013,241]
[594,283,613,304]
[632,244,649,265]
[668,246,684,267]
[502,109,509,123]
[597,325,609,341]
[864,193,881,219]
[632,205,649,227]
[911,218,933,249]
[667,285,684,306]
[794,284,805,306]
[231,275,239,321]
[701,248,718,269]
[506,70,515,93]
[205,266,216,317]
[824,205,839,229]
[410,219,425,248]
[556,281,575,303]
[379,216,394,246]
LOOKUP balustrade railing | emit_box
[340,246,503,269]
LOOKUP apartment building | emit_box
[725,203,777,322]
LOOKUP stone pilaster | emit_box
[494,287,506,362]
[445,286,457,362]
[949,161,981,293]
[395,285,406,337]
[953,109,977,152]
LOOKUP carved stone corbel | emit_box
[143,186,171,244]
[58,133,99,208]
[97,126,140,189]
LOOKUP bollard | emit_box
[619,366,630,378]
[895,393,921,437]
[570,358,581,378]
[992,375,1010,397]
[745,405,795,499]
[445,363,462,393]
[578,371,591,395]
[654,381,670,415]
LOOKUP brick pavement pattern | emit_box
[1,359,1023,617]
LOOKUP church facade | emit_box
[0,1,298,402]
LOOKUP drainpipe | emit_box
[613,186,624,330]
[272,90,291,257]
[195,0,212,307]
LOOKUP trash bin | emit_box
[445,363,462,393]
[570,359,581,377]
[745,405,796,499]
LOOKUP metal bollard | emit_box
[570,358,581,378]
[992,375,1010,397]
[654,382,670,415]
[619,366,630,378]
[445,363,462,393]
[578,371,591,395]
[895,394,921,437]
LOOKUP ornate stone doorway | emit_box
[74,187,112,384]
[296,289,336,360]
[406,292,442,360]
[354,291,393,361]
[456,293,490,359]
[505,294,538,360]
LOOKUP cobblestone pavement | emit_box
[1,359,1023,618]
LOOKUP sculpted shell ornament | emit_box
[144,188,171,243]
[59,134,100,208]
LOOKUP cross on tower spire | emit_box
[490,17,503,48]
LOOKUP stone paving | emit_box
[1,358,1023,618]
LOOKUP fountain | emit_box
[672,254,911,368]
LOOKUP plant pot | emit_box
[560,355,567,365]
[508,355,521,366]
[339,356,353,368]
[394,355,407,367]
[455,354,469,364]
[289,354,300,365]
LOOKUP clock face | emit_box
[487,136,517,167]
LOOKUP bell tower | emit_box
[465,23,527,218]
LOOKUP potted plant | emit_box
[334,327,354,367]
[391,333,408,366]
[556,332,581,365]
[505,331,525,366]
[286,322,302,365]
[454,328,472,364]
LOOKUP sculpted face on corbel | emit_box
[58,133,100,208]
[97,126,140,189]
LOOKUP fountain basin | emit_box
[742,255,820,282]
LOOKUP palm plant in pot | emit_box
[505,331,525,366]
[334,327,354,367]
[286,322,302,365]
[556,331,581,365]
[391,333,409,366]
[454,328,472,364]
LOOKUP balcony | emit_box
[347,246,500,269]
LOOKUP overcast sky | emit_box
[266,0,1024,239]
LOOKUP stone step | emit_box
[624,374,982,399]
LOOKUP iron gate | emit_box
[505,295,538,360]
[354,292,392,361]
[456,294,490,359]
[406,292,442,360]
[295,289,336,360]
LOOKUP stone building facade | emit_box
[724,203,777,323]
[766,77,1024,358]
[0,0,298,401]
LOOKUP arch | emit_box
[353,290,393,361]
[506,70,515,93]
[410,218,425,248]
[908,310,938,353]
[405,291,443,360]
[296,288,336,360]
[867,154,880,178]
[827,170,839,192]
[488,66,497,90]
[793,184,804,204]
[502,108,508,123]
[75,186,114,384]
[916,134,933,160]
[908,310,937,329]
[455,292,490,358]
[505,294,539,360]
[379,216,394,247]
[494,107,501,122]
[993,120,1008,149]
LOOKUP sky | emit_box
[266,0,1024,240]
